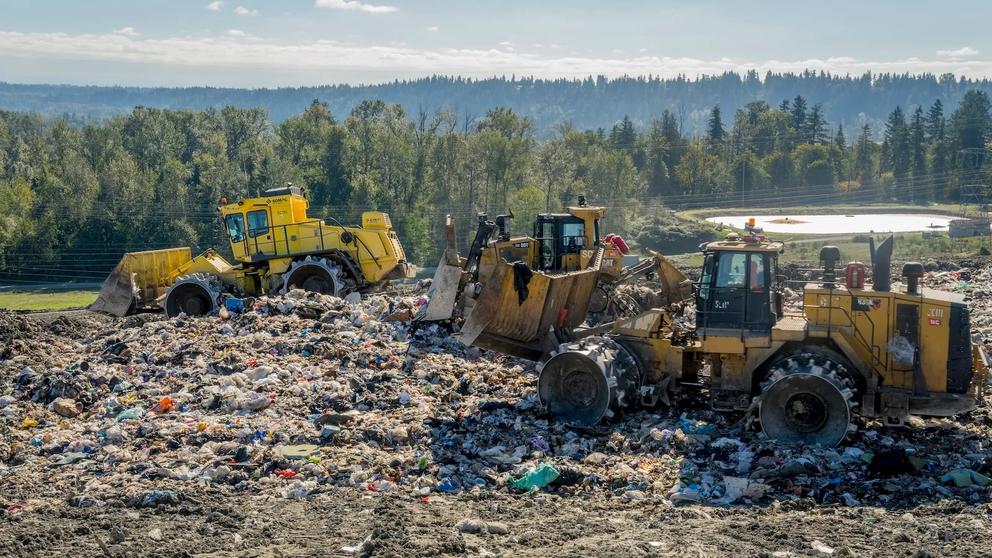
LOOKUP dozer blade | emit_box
[460,258,601,360]
[89,264,139,317]
[419,248,463,321]
[418,215,464,322]
[650,250,694,306]
[89,247,193,316]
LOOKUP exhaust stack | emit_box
[819,245,841,287]
[869,235,894,292]
[902,262,925,295]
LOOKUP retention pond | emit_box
[705,213,955,235]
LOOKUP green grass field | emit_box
[0,290,98,311]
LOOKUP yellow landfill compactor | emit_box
[91,185,414,317]
[421,196,650,357]
[430,215,988,447]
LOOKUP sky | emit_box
[1,0,992,87]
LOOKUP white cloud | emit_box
[314,0,397,14]
[113,27,138,37]
[427,26,439,33]
[206,1,224,11]
[234,6,258,16]
[499,41,513,47]
[5,30,992,86]
[937,46,978,58]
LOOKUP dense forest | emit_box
[5,71,992,135]
[1,87,991,283]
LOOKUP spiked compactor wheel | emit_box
[758,352,857,447]
[164,274,223,318]
[282,257,345,296]
[537,338,642,425]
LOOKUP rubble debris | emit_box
[1,262,992,515]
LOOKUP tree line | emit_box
[5,71,992,134]
[0,90,990,282]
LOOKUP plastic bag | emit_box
[509,463,559,490]
[887,336,915,368]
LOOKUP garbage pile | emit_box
[1,265,992,513]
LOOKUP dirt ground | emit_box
[2,490,990,558]
[3,297,992,558]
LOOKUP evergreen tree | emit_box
[909,106,927,201]
[806,104,828,144]
[707,105,725,144]
[879,138,890,175]
[643,119,671,195]
[884,106,910,184]
[950,90,992,189]
[658,109,684,178]
[926,100,948,198]
[855,124,874,186]
[790,95,808,138]
[609,115,637,150]
[951,90,992,151]
[834,124,846,152]
[925,99,945,142]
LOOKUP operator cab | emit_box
[218,185,311,262]
[533,195,604,272]
[696,220,784,333]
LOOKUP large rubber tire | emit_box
[758,352,857,448]
[281,257,345,296]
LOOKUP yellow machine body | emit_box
[421,199,631,356]
[217,191,407,284]
[91,185,414,316]
[451,221,985,441]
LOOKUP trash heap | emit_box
[1,265,992,513]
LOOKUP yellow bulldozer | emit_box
[420,196,660,355]
[91,184,415,317]
[427,210,987,447]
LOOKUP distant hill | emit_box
[3,71,992,135]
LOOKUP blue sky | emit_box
[0,0,990,87]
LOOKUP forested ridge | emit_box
[1,86,991,283]
[4,71,992,134]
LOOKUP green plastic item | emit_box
[509,463,559,490]
[940,468,990,488]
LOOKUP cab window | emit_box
[749,254,767,292]
[562,222,585,246]
[715,252,747,288]
[225,214,245,242]
[698,253,715,300]
[247,210,269,238]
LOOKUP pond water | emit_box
[705,214,955,234]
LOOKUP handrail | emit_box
[803,301,887,372]
[232,218,383,269]
[322,216,382,269]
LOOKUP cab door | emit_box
[706,251,748,328]
[744,253,772,331]
[534,217,557,271]
[246,208,275,257]
[225,213,248,261]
